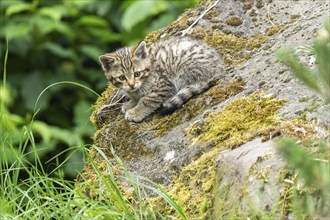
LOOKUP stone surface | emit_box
[214,138,285,217]
[82,0,329,218]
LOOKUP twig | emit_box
[266,5,275,26]
[181,0,220,37]
[98,89,125,112]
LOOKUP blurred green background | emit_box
[0,0,197,179]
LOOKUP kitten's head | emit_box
[99,41,151,92]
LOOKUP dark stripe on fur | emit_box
[160,79,217,115]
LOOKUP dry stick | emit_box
[180,0,220,37]
[267,5,275,26]
[98,89,125,112]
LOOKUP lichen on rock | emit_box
[187,91,286,149]
[78,0,330,219]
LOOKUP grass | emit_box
[0,135,188,219]
[0,106,187,219]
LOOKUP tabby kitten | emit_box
[99,36,224,122]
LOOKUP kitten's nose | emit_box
[127,80,135,89]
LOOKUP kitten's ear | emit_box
[99,54,116,71]
[133,41,148,59]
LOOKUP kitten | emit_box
[99,36,224,122]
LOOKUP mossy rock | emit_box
[90,80,244,161]
[79,0,330,219]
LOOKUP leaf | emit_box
[64,0,92,9]
[21,72,50,111]
[94,0,113,17]
[3,23,30,39]
[276,138,329,187]
[147,13,176,32]
[41,42,76,59]
[49,126,80,146]
[54,22,75,41]
[6,35,32,56]
[79,45,103,61]
[31,15,58,35]
[314,20,330,96]
[32,121,52,143]
[121,0,167,31]
[77,15,108,27]
[37,5,68,21]
[5,2,32,17]
[85,27,120,43]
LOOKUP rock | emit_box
[214,138,285,217]
[79,0,330,219]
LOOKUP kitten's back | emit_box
[149,37,224,114]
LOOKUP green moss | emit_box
[198,0,212,4]
[90,84,117,128]
[289,15,302,23]
[150,80,245,137]
[206,79,245,107]
[225,16,243,26]
[277,168,295,217]
[248,163,273,183]
[187,92,286,149]
[90,85,150,160]
[150,101,207,137]
[93,117,149,160]
[154,92,287,218]
[256,0,264,8]
[204,31,269,51]
[144,31,161,46]
[190,30,270,65]
[156,92,298,218]
[167,148,218,218]
[83,83,325,219]
[78,1,328,218]
[266,24,287,36]
[83,80,244,218]
[90,80,244,160]
[243,1,253,10]
[204,7,220,20]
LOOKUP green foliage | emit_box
[0,133,189,219]
[277,138,329,218]
[275,19,330,218]
[275,18,330,102]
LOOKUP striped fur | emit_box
[99,36,224,122]
[160,79,218,115]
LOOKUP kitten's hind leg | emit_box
[161,79,219,115]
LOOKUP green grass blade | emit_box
[34,81,100,112]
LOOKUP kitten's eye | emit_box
[118,75,126,81]
[134,71,141,77]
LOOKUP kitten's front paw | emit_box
[121,101,137,113]
[125,109,146,122]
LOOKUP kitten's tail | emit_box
[160,79,218,115]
